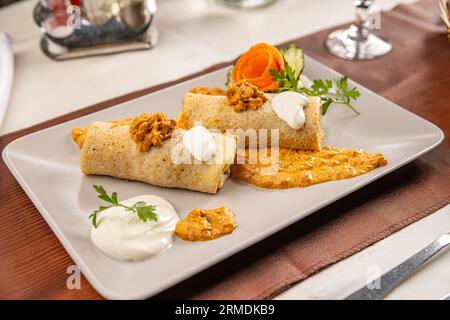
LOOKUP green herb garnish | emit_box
[270,64,301,93]
[269,43,361,116]
[89,185,157,228]
[270,66,361,116]
[225,68,232,86]
[300,77,361,116]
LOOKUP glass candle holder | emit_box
[326,0,392,60]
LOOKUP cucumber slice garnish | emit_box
[281,44,304,80]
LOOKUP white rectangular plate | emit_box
[2,56,444,299]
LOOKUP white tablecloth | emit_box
[1,0,449,300]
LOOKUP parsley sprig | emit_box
[225,68,232,86]
[270,68,361,116]
[270,65,300,92]
[89,185,157,228]
[300,77,361,116]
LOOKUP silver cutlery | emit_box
[346,233,450,300]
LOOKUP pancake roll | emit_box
[178,90,323,151]
[73,115,237,194]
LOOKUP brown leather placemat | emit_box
[0,0,449,300]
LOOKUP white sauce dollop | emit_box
[182,125,216,162]
[91,195,179,261]
[271,91,309,129]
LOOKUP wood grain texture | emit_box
[0,0,449,299]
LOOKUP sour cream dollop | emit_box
[271,91,309,129]
[91,195,179,261]
[182,125,216,162]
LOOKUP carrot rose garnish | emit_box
[231,43,285,92]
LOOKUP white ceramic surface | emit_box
[2,56,444,299]
[0,32,13,129]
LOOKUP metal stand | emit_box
[33,0,158,60]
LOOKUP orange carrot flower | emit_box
[231,43,285,92]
